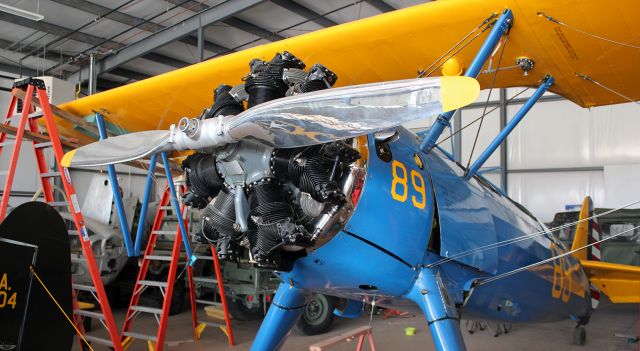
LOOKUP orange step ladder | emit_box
[121,184,193,351]
[191,244,235,346]
[0,78,122,350]
[121,178,235,350]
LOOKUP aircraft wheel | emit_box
[228,295,265,321]
[82,317,92,332]
[573,326,587,346]
[296,294,336,336]
[168,276,186,315]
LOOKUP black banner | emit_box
[0,202,73,351]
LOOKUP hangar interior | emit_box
[0,0,638,351]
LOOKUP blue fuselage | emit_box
[278,127,591,324]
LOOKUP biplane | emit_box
[29,0,640,350]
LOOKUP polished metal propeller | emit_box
[62,76,479,168]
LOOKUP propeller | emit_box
[61,76,479,168]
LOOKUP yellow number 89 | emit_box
[391,160,426,209]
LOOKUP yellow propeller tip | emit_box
[61,149,76,167]
[440,76,480,112]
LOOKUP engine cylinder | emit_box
[247,180,294,264]
[202,188,239,260]
[182,153,224,209]
[203,84,244,118]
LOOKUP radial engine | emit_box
[182,52,367,270]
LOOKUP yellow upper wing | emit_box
[57,0,640,142]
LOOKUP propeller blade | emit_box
[226,76,479,148]
[61,130,170,167]
[61,76,478,167]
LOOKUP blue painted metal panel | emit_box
[420,149,591,321]
[279,230,418,297]
[345,129,434,266]
[425,149,498,273]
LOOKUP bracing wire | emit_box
[478,224,640,286]
[575,73,640,106]
[421,29,486,78]
[426,198,640,268]
[465,29,510,170]
[417,13,497,78]
[538,12,640,50]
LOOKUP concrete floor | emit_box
[76,300,638,351]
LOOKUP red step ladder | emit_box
[0,78,122,350]
[121,185,194,351]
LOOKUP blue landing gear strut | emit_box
[251,282,310,351]
[407,268,467,351]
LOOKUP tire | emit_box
[82,317,92,333]
[228,295,265,321]
[168,276,186,316]
[296,294,336,336]
[573,326,587,346]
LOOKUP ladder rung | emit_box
[130,305,163,315]
[7,111,42,120]
[197,320,225,328]
[152,230,178,235]
[72,283,97,292]
[122,331,158,342]
[28,111,44,119]
[84,335,114,347]
[41,171,61,178]
[47,201,68,207]
[145,255,173,261]
[195,256,214,260]
[193,277,218,284]
[159,206,173,210]
[34,142,52,149]
[0,141,15,148]
[195,299,221,307]
[74,309,105,319]
[137,280,168,288]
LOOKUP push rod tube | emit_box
[465,75,555,180]
[421,9,513,153]
[95,113,135,256]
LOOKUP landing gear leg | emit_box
[250,282,310,351]
[406,268,467,351]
